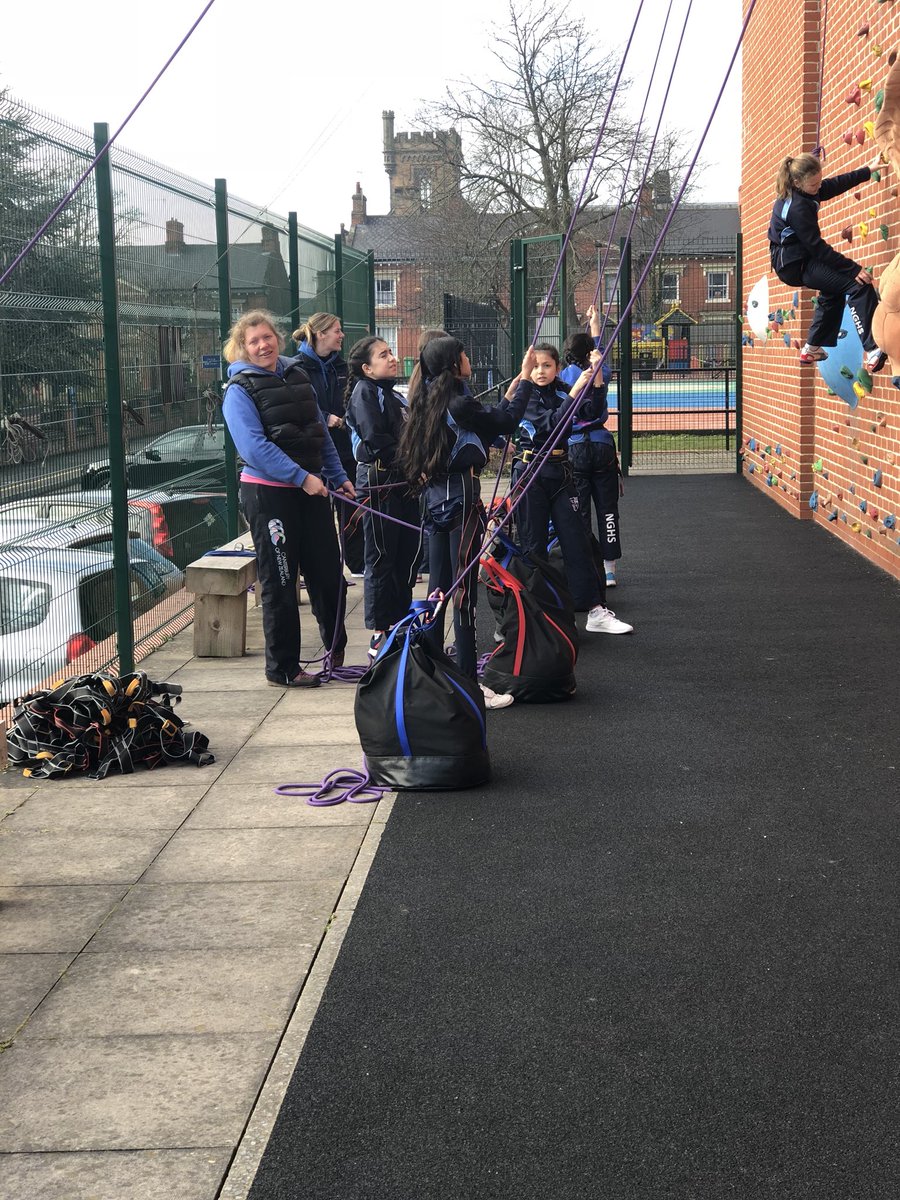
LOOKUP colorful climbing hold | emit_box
[840,365,855,379]
[860,499,868,513]
[874,469,883,487]
[858,21,870,36]
[881,224,890,240]
[856,128,867,145]
[783,333,791,347]
[869,207,878,218]
[808,492,818,511]
[859,222,869,239]
[870,508,879,520]
[847,85,862,106]
[853,383,868,402]
[872,168,882,181]
[827,509,838,522]
[843,129,855,145]
[860,454,869,464]
[860,80,873,92]
[792,338,802,350]
[873,44,883,58]
[864,121,876,139]
[812,458,824,473]
[792,292,799,307]
[748,437,756,451]
[856,367,874,393]
[875,92,885,114]
[884,514,896,529]
[775,444,782,456]
[842,225,853,243]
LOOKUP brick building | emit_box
[741,0,900,580]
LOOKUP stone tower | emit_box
[382,109,463,216]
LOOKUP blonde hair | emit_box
[775,153,822,199]
[292,311,340,349]
[223,310,284,364]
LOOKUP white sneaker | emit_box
[480,683,514,709]
[586,605,633,634]
[493,629,505,644]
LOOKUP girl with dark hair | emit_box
[344,336,421,658]
[767,152,887,368]
[561,304,622,588]
[504,343,632,634]
[397,336,518,709]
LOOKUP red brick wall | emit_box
[742,0,900,578]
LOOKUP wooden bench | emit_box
[185,536,257,657]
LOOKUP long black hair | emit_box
[397,336,466,489]
[563,332,594,369]
[343,335,384,408]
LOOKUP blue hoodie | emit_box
[223,356,348,489]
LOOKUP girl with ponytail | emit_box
[397,336,518,708]
[768,151,887,369]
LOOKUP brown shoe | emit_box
[267,670,321,689]
[330,649,345,668]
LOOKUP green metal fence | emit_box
[0,94,374,710]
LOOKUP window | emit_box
[661,272,679,304]
[706,270,730,302]
[419,176,432,208]
[603,271,619,308]
[375,277,397,308]
[0,577,51,634]
[376,325,398,356]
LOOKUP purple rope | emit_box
[597,0,693,344]
[0,0,218,290]
[592,0,676,312]
[274,768,388,807]
[529,0,646,346]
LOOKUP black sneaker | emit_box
[367,632,385,659]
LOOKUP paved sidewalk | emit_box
[0,578,389,1199]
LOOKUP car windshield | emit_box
[148,430,199,457]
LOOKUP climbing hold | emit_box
[874,469,883,487]
[840,365,854,379]
[885,514,897,529]
[851,437,860,448]
[890,50,898,67]
[843,129,855,145]
[792,292,799,307]
[875,91,885,114]
[854,191,862,200]
[850,483,856,494]
[851,522,862,533]
[853,383,868,402]
[783,333,790,347]
[860,80,873,92]
[859,222,869,238]
[827,387,837,395]
[869,207,878,218]
[775,444,782,456]
[792,338,802,350]
[858,21,870,36]
[822,470,829,479]
[832,424,840,431]
[764,445,772,455]
[808,491,818,511]
[856,367,874,393]
[871,508,880,520]
[841,512,849,522]
[827,509,838,522]
[847,85,862,106]
[864,121,876,139]
[872,168,882,182]
[856,128,867,145]
[812,296,820,307]
[836,490,843,500]
[812,458,824,473]
[860,454,869,464]
[748,464,755,474]
[842,225,854,243]
[873,44,883,58]
[860,499,868,513]
[748,437,756,451]
[881,224,890,240]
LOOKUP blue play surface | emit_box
[607,379,732,410]
[814,303,864,409]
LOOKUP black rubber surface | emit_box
[249,475,900,1200]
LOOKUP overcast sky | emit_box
[1,0,742,236]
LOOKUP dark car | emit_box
[81,425,233,492]
[0,490,244,570]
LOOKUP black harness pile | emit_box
[6,671,215,780]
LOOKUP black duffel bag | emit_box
[480,535,578,703]
[355,600,490,790]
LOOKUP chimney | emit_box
[638,183,653,219]
[351,182,368,227]
[165,218,185,254]
[383,109,396,177]
[260,223,279,254]
[652,169,672,208]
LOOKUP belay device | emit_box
[480,532,578,703]
[355,599,490,790]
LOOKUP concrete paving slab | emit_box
[241,714,362,746]
[0,830,172,886]
[85,881,338,952]
[218,742,363,783]
[35,760,228,789]
[183,783,376,828]
[0,954,72,1040]
[0,1148,231,1200]
[2,786,209,831]
[21,948,312,1039]
[0,886,129,953]
[0,1032,278,1151]
[141,826,362,883]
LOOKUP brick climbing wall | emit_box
[741,0,900,580]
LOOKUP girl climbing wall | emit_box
[768,151,888,369]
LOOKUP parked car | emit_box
[0,546,171,705]
[80,425,232,491]
[0,490,244,570]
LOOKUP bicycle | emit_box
[1,412,49,466]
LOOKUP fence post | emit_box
[215,179,239,538]
[334,235,344,326]
[734,230,743,473]
[288,212,300,334]
[618,237,633,475]
[93,122,134,674]
[510,239,525,366]
[367,250,376,334]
